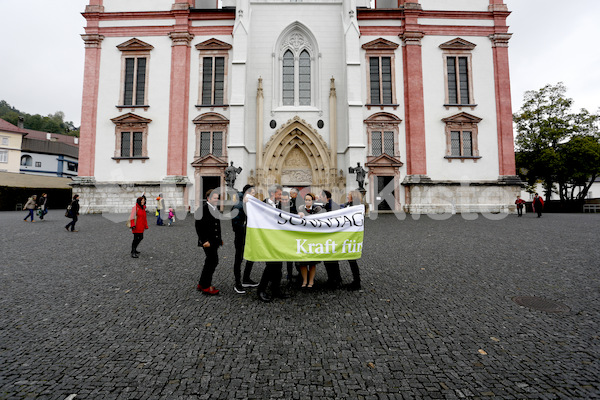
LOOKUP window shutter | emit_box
[381,57,392,104]
[384,131,394,155]
[202,57,213,105]
[124,58,135,105]
[447,57,458,104]
[214,57,225,105]
[135,58,146,105]
[133,132,143,157]
[372,131,382,156]
[121,132,131,157]
[369,57,381,104]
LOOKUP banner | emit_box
[243,196,365,262]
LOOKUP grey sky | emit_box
[0,0,598,127]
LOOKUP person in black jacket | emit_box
[256,184,290,302]
[65,194,80,232]
[319,190,343,289]
[231,184,258,294]
[195,189,223,296]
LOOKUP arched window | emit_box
[275,24,318,108]
[20,155,32,166]
[299,50,311,105]
[282,50,295,106]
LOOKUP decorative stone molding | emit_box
[84,5,104,13]
[401,31,424,46]
[489,33,512,48]
[195,38,232,51]
[439,38,477,51]
[169,32,194,46]
[81,34,104,48]
[117,38,154,52]
[281,32,312,54]
[362,38,399,51]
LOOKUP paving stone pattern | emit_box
[1,210,599,399]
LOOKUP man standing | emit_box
[289,188,298,214]
[257,184,290,302]
[280,191,298,282]
[319,190,343,289]
[195,189,222,296]
[231,185,259,294]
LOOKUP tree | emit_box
[0,100,79,137]
[514,83,600,207]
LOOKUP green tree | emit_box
[0,100,79,137]
[514,83,600,207]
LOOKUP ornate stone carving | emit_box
[281,31,312,53]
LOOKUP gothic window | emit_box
[439,38,476,108]
[277,26,316,108]
[196,39,232,108]
[111,113,151,162]
[117,39,154,109]
[442,112,482,161]
[362,38,399,109]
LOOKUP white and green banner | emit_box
[244,196,365,262]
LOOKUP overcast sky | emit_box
[0,0,598,127]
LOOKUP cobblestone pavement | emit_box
[1,210,599,399]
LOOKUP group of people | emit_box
[193,183,363,302]
[515,192,545,217]
[22,193,49,222]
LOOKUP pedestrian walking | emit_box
[515,195,526,217]
[37,193,48,220]
[195,189,223,296]
[231,185,259,294]
[167,207,175,226]
[532,193,544,218]
[65,194,80,232]
[129,196,149,258]
[23,195,37,222]
[156,194,165,225]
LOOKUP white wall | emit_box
[103,0,173,13]
[95,36,173,182]
[421,34,500,181]
[420,0,489,12]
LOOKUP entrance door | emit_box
[201,176,221,202]
[376,175,394,211]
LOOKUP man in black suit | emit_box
[195,189,223,295]
[257,184,290,302]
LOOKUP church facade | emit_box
[75,0,521,214]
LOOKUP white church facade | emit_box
[75,0,521,214]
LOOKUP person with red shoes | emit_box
[129,196,149,258]
[195,189,223,296]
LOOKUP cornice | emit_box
[489,33,512,48]
[81,34,104,48]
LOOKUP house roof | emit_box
[22,129,79,147]
[0,171,73,189]
[0,119,27,135]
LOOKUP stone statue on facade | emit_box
[225,161,242,189]
[348,162,367,191]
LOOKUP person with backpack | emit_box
[65,194,80,232]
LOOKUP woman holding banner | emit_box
[297,193,324,289]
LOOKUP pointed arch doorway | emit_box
[254,116,342,194]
